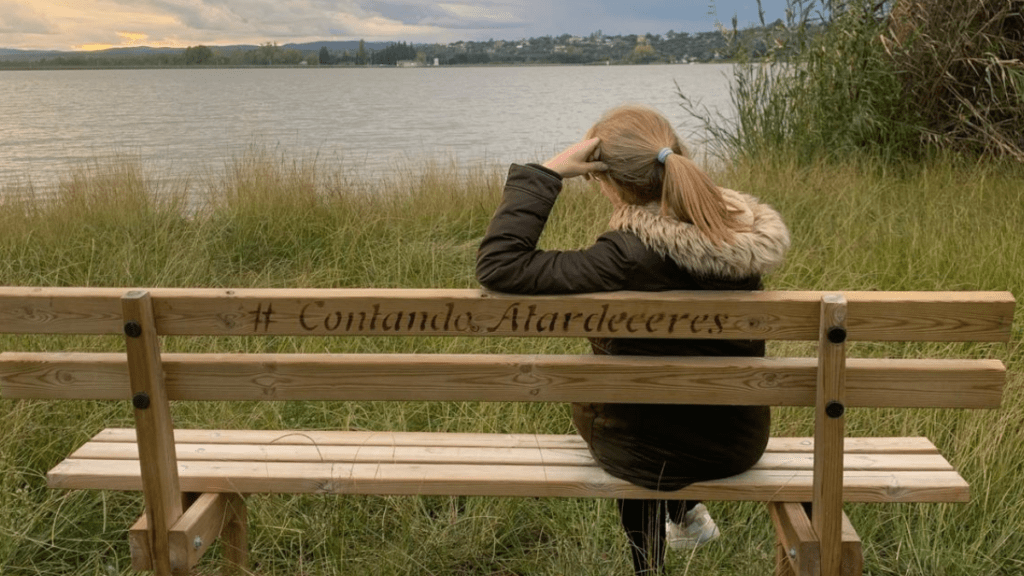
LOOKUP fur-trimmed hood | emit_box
[607,188,790,279]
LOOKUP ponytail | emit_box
[586,104,744,245]
[661,154,738,246]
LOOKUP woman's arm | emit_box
[475,163,640,295]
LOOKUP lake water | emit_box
[0,64,734,194]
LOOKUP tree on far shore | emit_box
[356,40,367,65]
[183,45,213,65]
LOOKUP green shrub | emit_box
[883,0,1024,160]
[687,0,1024,162]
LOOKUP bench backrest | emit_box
[0,287,1013,408]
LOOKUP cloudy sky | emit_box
[2,0,792,51]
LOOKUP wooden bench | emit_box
[0,287,1014,576]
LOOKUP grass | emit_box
[0,149,1022,575]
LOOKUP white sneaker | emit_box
[666,503,720,550]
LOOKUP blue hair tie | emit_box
[657,147,673,164]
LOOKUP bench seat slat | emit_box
[67,441,956,472]
[1,353,1005,409]
[92,428,590,449]
[87,428,942,454]
[47,458,969,503]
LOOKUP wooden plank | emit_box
[46,458,971,502]
[122,291,183,576]
[90,428,591,449]
[0,287,1014,341]
[0,353,129,400]
[167,493,230,572]
[769,503,863,576]
[72,442,598,466]
[0,287,126,335]
[130,493,248,574]
[770,502,818,576]
[814,295,847,576]
[754,453,951,471]
[129,514,153,571]
[221,494,249,575]
[67,442,957,472]
[841,512,864,575]
[1,353,1006,408]
[766,437,939,454]
[87,429,944,454]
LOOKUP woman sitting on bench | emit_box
[476,105,790,574]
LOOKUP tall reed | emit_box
[686,0,1024,163]
[884,0,1024,161]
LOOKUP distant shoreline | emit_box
[0,61,723,72]
[0,28,744,69]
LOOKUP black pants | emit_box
[617,499,697,574]
[571,402,768,575]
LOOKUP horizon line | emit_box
[3,28,734,54]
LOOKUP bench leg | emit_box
[129,493,249,575]
[769,502,863,576]
[221,494,249,575]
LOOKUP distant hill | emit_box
[0,46,181,62]
[0,48,64,61]
[0,41,397,61]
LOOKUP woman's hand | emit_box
[542,138,608,179]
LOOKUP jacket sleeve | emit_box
[476,163,642,295]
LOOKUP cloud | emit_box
[117,31,150,44]
[0,2,55,34]
[365,1,523,29]
[2,0,791,51]
[128,0,422,42]
[155,0,244,33]
[365,1,448,26]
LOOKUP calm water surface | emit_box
[0,65,734,193]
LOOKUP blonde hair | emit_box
[585,105,743,245]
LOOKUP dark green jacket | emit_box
[477,163,790,490]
